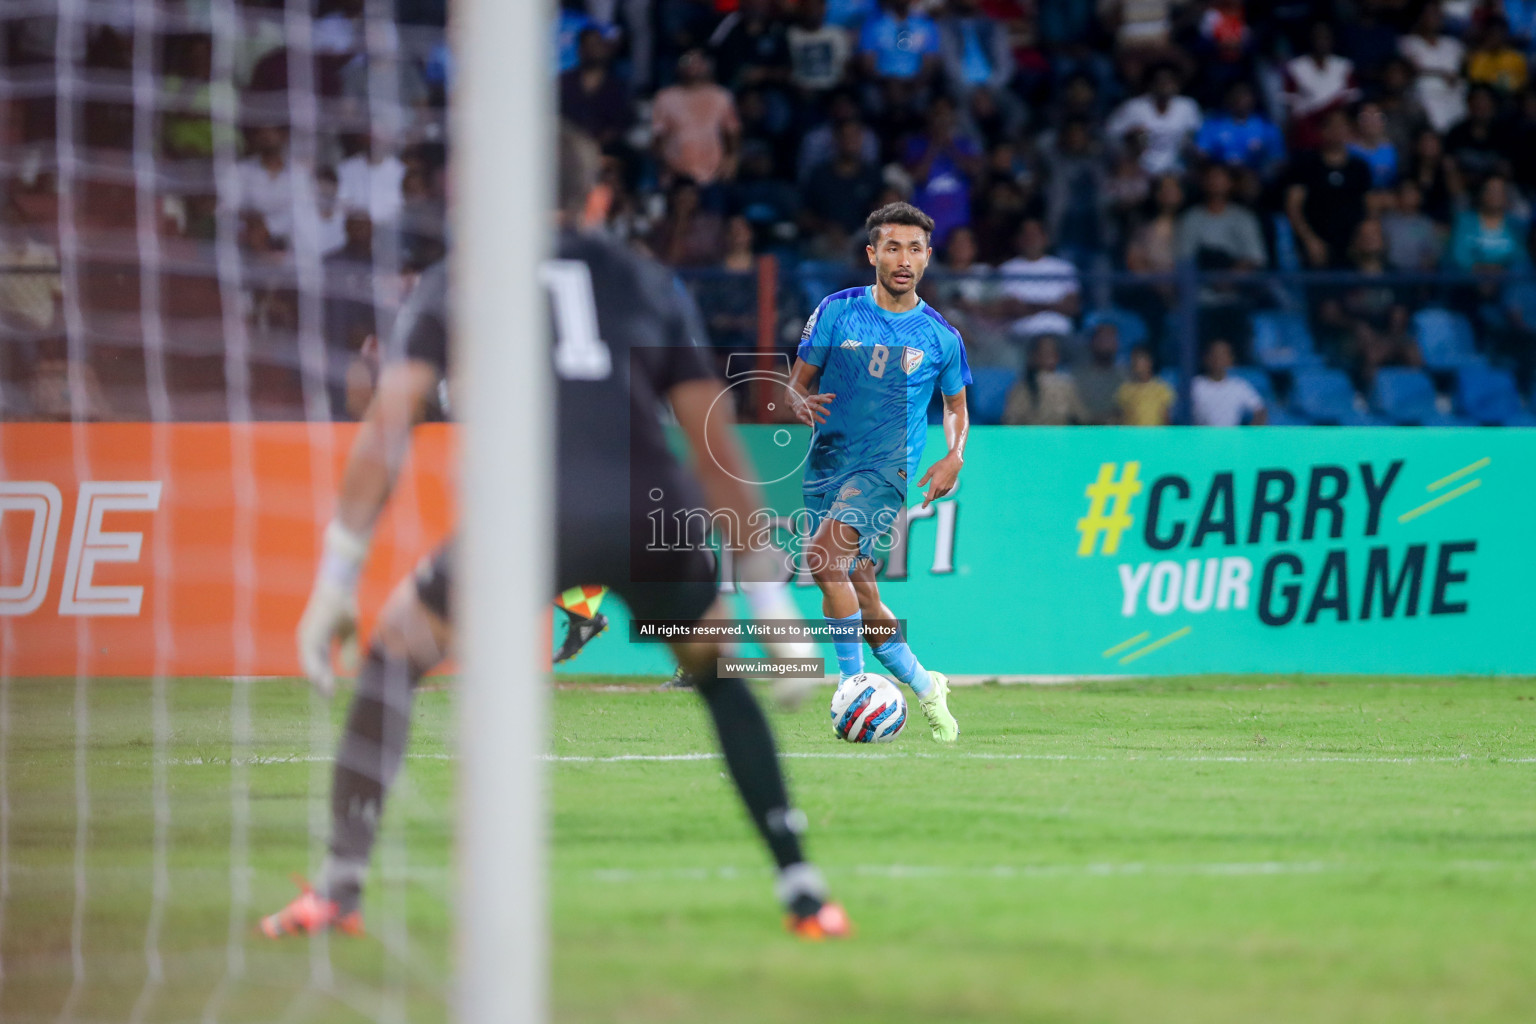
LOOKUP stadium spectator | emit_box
[786,0,853,98]
[1191,339,1267,426]
[1381,179,1446,271]
[1104,131,1154,243]
[1403,125,1458,224]
[0,197,61,335]
[1444,85,1514,195]
[1178,162,1265,348]
[646,178,727,267]
[555,0,616,74]
[1317,218,1421,388]
[1114,344,1175,425]
[857,0,942,90]
[995,218,1081,342]
[709,0,791,93]
[1447,174,1530,274]
[726,142,800,232]
[721,214,757,272]
[233,124,303,244]
[1466,14,1528,96]
[1399,3,1468,133]
[1338,0,1405,84]
[559,27,634,152]
[1097,0,1189,89]
[796,89,879,184]
[313,166,348,257]
[1190,0,1253,107]
[1282,21,1360,150]
[1285,108,1375,267]
[1105,63,1203,176]
[325,208,378,416]
[799,118,886,246]
[651,50,741,187]
[1372,57,1427,157]
[337,135,406,226]
[1040,117,1112,268]
[1002,333,1089,424]
[928,226,1012,366]
[970,175,1032,263]
[937,0,1024,135]
[1177,163,1266,270]
[161,34,216,161]
[1075,321,1129,424]
[1195,81,1285,181]
[1124,173,1182,277]
[901,96,984,250]
[825,0,879,31]
[1349,102,1400,191]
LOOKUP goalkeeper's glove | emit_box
[296,520,370,697]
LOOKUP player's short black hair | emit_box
[557,122,602,218]
[864,202,934,248]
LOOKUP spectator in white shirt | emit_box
[994,218,1081,341]
[337,137,406,226]
[1399,3,1467,133]
[233,124,300,243]
[1192,339,1267,425]
[1282,22,1359,150]
[1105,63,1203,175]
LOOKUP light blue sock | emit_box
[873,638,934,698]
[825,611,864,680]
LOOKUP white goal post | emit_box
[451,0,551,1021]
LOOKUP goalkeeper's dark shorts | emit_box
[411,523,718,628]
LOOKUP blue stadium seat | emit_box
[1082,308,1148,355]
[1455,365,1524,425]
[1265,405,1309,426]
[1371,367,1440,424]
[1411,308,1480,370]
[1229,366,1277,405]
[1251,311,1322,369]
[967,366,1017,425]
[1289,367,1358,424]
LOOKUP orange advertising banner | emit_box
[0,423,455,677]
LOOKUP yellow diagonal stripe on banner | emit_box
[1428,457,1490,492]
[1102,632,1151,658]
[1119,626,1193,665]
[1398,479,1481,523]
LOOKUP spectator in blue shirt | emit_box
[1195,81,1284,180]
[901,96,983,250]
[826,0,878,31]
[555,0,617,75]
[1447,175,1530,273]
[1349,102,1400,191]
[857,0,941,87]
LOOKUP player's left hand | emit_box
[918,453,963,508]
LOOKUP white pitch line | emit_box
[582,858,1536,884]
[151,751,1536,767]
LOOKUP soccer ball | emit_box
[830,673,907,743]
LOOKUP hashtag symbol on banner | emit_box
[1076,461,1142,556]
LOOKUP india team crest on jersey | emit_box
[902,347,925,374]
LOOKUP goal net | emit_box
[0,0,537,1019]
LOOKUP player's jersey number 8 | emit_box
[867,343,888,379]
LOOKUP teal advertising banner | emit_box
[556,427,1536,677]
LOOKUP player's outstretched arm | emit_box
[787,358,834,426]
[918,388,968,509]
[297,358,439,695]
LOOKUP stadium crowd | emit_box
[3,0,1536,424]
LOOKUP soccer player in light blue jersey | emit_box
[787,202,970,742]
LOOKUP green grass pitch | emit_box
[1,674,1533,1023]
